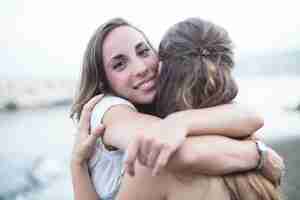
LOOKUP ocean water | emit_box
[236,76,300,139]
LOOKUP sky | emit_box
[1,0,300,79]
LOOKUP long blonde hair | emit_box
[156,17,282,200]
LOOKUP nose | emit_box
[133,59,149,77]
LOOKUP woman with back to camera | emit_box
[70,18,284,200]
[153,17,282,200]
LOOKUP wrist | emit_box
[70,161,89,178]
[71,156,88,169]
[254,140,268,171]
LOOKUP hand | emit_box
[261,147,285,187]
[71,95,105,166]
[124,116,187,177]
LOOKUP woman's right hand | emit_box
[124,116,187,177]
[71,95,105,167]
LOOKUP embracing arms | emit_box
[101,102,264,176]
[102,103,263,150]
[168,103,264,138]
[71,96,283,200]
[103,104,282,183]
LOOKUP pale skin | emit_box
[71,95,284,200]
[71,25,284,200]
[116,159,231,200]
[103,103,262,176]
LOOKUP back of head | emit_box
[156,17,237,118]
[156,17,282,200]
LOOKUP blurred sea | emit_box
[0,50,299,199]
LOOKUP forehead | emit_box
[102,26,147,61]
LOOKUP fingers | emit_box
[140,137,152,165]
[152,148,173,176]
[124,137,140,176]
[92,123,106,136]
[79,94,104,135]
[147,143,162,168]
[86,124,105,146]
[268,147,285,186]
[264,147,285,186]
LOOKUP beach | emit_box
[0,79,75,110]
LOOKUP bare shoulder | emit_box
[102,103,139,125]
[116,162,169,200]
[100,102,160,150]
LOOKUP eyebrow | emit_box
[111,54,124,61]
[108,42,147,65]
[110,42,145,60]
[135,42,146,50]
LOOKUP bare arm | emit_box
[71,163,100,200]
[71,95,105,200]
[166,135,259,175]
[101,104,262,176]
[165,135,284,184]
[102,103,283,183]
[102,103,263,150]
[103,104,282,183]
[168,103,264,138]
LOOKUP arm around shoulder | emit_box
[167,103,264,138]
[166,135,259,175]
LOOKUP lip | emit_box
[133,75,156,90]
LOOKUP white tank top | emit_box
[88,95,136,199]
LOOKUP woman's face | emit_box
[102,26,159,104]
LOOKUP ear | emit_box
[158,61,162,74]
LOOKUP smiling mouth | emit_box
[133,76,156,91]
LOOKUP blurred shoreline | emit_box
[0,79,76,111]
[1,77,299,112]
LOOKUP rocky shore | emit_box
[0,79,76,111]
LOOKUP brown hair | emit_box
[70,18,155,121]
[156,17,282,200]
[156,18,237,118]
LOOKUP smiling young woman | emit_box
[102,25,159,104]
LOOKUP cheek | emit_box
[147,55,159,70]
[107,72,131,89]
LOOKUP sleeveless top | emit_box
[88,95,136,200]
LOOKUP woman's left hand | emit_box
[71,95,105,167]
[125,116,187,177]
[262,147,285,187]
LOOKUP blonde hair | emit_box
[223,172,282,200]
